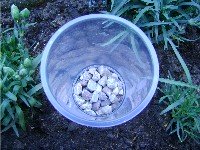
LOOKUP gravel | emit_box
[73,65,125,116]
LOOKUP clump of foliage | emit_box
[0,4,42,136]
[105,0,200,143]
[159,81,200,143]
[107,0,200,49]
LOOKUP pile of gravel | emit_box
[73,65,125,116]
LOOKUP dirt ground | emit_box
[1,0,200,149]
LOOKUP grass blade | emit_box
[159,95,172,103]
[6,103,14,119]
[133,6,152,24]
[160,96,185,115]
[12,124,19,137]
[27,83,43,96]
[161,26,168,50]
[19,95,30,107]
[111,0,131,15]
[32,53,42,69]
[160,90,188,115]
[167,38,192,83]
[159,78,199,89]
[138,21,172,27]
[1,119,15,133]
[5,91,17,101]
[15,105,25,130]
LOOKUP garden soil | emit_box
[1,0,200,149]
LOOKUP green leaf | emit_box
[160,96,185,115]
[19,95,30,107]
[161,26,168,50]
[28,97,37,107]
[21,79,27,87]
[13,85,20,95]
[20,8,30,18]
[27,83,42,96]
[111,0,115,10]
[154,26,158,43]
[138,22,173,27]
[15,105,25,130]
[111,0,131,15]
[167,38,192,84]
[6,103,14,119]
[32,53,42,68]
[1,119,15,133]
[34,100,42,108]
[0,99,10,120]
[12,124,19,137]
[159,95,172,103]
[133,6,152,24]
[177,120,182,142]
[141,0,154,3]
[159,78,199,89]
[5,91,17,101]
[171,18,181,31]
[25,22,37,28]
[2,115,12,126]
[11,4,20,21]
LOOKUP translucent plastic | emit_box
[40,14,159,127]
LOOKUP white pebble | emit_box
[80,102,92,110]
[74,95,85,106]
[112,87,119,95]
[111,73,119,79]
[100,99,111,107]
[82,89,92,100]
[101,105,112,114]
[80,71,92,81]
[109,94,116,103]
[102,86,112,96]
[98,76,107,87]
[91,91,99,103]
[107,77,117,89]
[117,81,123,90]
[96,84,102,93]
[96,109,103,116]
[92,100,101,111]
[74,83,82,95]
[87,79,97,91]
[84,109,96,116]
[79,80,88,86]
[98,92,108,101]
[119,89,124,95]
[92,71,100,81]
[98,66,111,76]
[88,67,96,74]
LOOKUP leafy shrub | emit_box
[106,0,200,49]
[0,4,42,136]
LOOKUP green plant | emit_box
[0,4,42,136]
[159,79,200,143]
[158,41,200,143]
[105,0,200,49]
